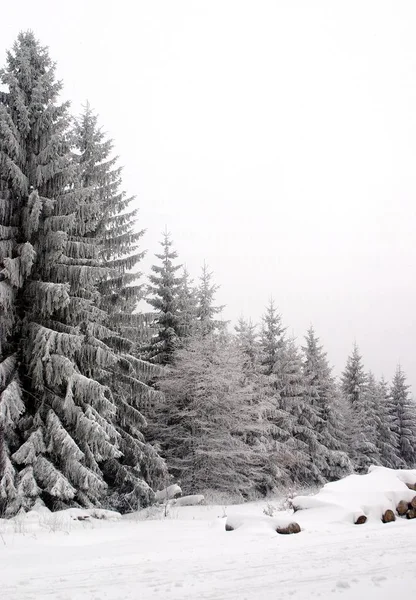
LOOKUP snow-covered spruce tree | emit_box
[390,366,416,467]
[341,345,378,472]
[196,262,225,335]
[374,377,402,469]
[259,299,285,377]
[302,327,352,481]
[279,338,327,486]
[257,302,298,489]
[0,32,89,514]
[235,317,259,376]
[234,317,284,495]
[0,33,165,516]
[176,267,198,340]
[72,104,167,511]
[156,333,265,498]
[144,230,182,365]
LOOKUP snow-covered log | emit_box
[225,513,301,535]
[154,484,182,503]
[382,509,395,523]
[396,500,409,516]
[172,494,205,507]
[407,508,416,519]
[354,515,367,525]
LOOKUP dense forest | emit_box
[0,32,415,517]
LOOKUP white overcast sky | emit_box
[3,1,416,388]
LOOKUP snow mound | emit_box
[225,513,301,534]
[20,507,122,522]
[293,466,416,524]
[172,494,205,507]
[155,484,182,503]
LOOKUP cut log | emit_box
[407,508,416,519]
[382,509,396,523]
[276,522,301,535]
[397,500,409,516]
[354,515,367,525]
[405,483,416,491]
[409,496,416,510]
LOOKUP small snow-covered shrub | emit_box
[263,503,277,517]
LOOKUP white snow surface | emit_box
[225,512,299,532]
[293,466,416,522]
[2,493,416,599]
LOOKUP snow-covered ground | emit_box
[2,499,416,600]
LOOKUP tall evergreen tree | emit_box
[302,327,351,481]
[72,105,167,511]
[390,366,416,467]
[279,339,325,485]
[259,299,285,377]
[0,33,165,515]
[257,302,298,488]
[176,267,198,340]
[375,377,402,469]
[145,231,182,364]
[235,317,258,376]
[196,262,224,335]
[156,334,266,498]
[341,345,378,472]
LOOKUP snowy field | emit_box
[2,499,416,600]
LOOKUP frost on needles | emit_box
[0,32,166,516]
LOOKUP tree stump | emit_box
[382,509,395,523]
[397,500,409,516]
[407,508,416,519]
[354,515,367,525]
[275,522,301,535]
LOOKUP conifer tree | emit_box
[374,377,402,469]
[259,299,285,377]
[302,327,351,480]
[196,262,224,335]
[390,366,416,467]
[176,267,198,340]
[156,334,266,498]
[0,33,165,515]
[72,105,167,511]
[257,302,297,488]
[235,317,258,376]
[341,345,378,472]
[279,339,325,485]
[145,231,182,364]
[234,317,282,494]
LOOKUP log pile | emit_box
[292,468,416,526]
[395,490,416,520]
